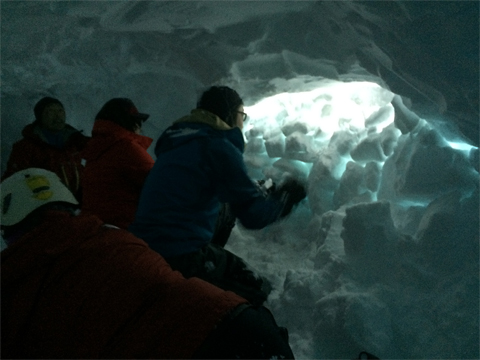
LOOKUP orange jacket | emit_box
[81,119,154,229]
[2,123,89,201]
[1,211,247,359]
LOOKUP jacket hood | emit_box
[155,109,244,157]
[82,119,153,161]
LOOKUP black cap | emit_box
[34,97,64,121]
[96,98,149,131]
[197,86,243,126]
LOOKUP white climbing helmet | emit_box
[1,168,78,227]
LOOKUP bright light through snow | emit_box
[447,141,478,152]
[242,79,398,184]
[242,78,478,208]
[245,80,395,138]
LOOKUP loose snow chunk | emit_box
[265,133,286,158]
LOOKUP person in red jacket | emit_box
[81,98,155,229]
[1,168,295,359]
[2,96,90,202]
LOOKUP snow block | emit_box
[415,189,479,270]
[364,161,381,192]
[244,137,265,154]
[341,201,397,257]
[396,139,477,199]
[285,131,309,153]
[281,120,309,136]
[415,190,460,249]
[364,104,394,129]
[307,149,344,215]
[312,210,347,269]
[333,161,370,209]
[244,126,264,139]
[270,158,310,182]
[391,94,420,134]
[328,129,358,156]
[379,123,401,157]
[243,153,273,180]
[378,127,479,202]
[264,132,286,158]
[350,134,387,163]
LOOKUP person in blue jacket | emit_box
[130,86,306,305]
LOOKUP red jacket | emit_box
[81,120,154,229]
[1,211,247,359]
[2,123,89,201]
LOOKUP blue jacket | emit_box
[129,109,284,257]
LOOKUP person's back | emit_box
[2,211,248,358]
[130,111,282,257]
[81,98,154,229]
[130,86,306,305]
[2,96,89,201]
[1,168,295,359]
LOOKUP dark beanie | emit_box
[95,98,149,132]
[197,86,243,125]
[34,97,64,121]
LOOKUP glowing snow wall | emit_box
[242,78,479,216]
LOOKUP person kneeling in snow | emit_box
[1,168,294,359]
[129,86,306,306]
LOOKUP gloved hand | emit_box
[256,178,276,197]
[273,178,307,217]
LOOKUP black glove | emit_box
[272,178,307,217]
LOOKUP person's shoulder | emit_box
[12,124,42,148]
[65,125,90,148]
[205,130,244,165]
[17,123,40,141]
[210,127,244,151]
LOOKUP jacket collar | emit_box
[174,109,232,131]
[22,123,79,148]
[155,110,245,156]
